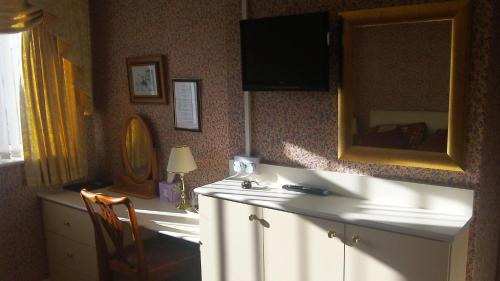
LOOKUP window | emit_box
[0,33,23,162]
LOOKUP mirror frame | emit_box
[338,0,471,171]
[121,114,154,183]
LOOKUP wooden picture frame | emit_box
[126,55,168,104]
[172,79,202,132]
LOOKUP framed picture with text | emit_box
[172,79,201,132]
[126,55,167,104]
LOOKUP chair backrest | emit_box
[80,189,146,280]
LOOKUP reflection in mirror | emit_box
[338,1,470,171]
[125,118,151,178]
[351,20,451,153]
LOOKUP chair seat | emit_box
[109,236,199,280]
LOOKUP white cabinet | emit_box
[198,195,468,281]
[262,207,344,281]
[199,195,264,281]
[344,224,450,281]
[199,196,344,281]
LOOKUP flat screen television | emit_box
[240,12,330,91]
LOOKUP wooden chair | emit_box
[80,189,199,281]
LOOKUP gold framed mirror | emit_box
[112,114,159,198]
[338,0,471,171]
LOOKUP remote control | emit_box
[282,185,330,196]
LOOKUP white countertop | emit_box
[195,179,471,242]
[38,188,200,244]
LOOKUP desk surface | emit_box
[38,188,200,244]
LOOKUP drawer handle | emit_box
[327,230,337,238]
[63,222,71,227]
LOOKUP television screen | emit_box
[240,12,330,91]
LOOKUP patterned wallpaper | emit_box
[89,0,237,189]
[66,1,500,281]
[0,164,48,280]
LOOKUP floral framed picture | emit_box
[126,55,167,104]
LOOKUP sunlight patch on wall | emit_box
[282,141,329,170]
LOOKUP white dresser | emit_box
[195,163,473,281]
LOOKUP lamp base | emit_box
[175,173,198,213]
[176,201,198,213]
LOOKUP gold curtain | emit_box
[1,0,93,114]
[0,0,42,33]
[28,0,93,115]
[21,24,87,187]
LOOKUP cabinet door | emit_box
[344,224,450,281]
[263,208,344,281]
[199,196,264,281]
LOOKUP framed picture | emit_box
[126,55,167,104]
[172,79,201,132]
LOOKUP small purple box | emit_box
[159,181,181,203]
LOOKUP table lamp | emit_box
[167,145,197,211]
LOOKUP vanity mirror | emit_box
[338,0,470,171]
[112,114,159,198]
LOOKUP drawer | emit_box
[43,200,95,246]
[46,231,99,279]
[49,262,97,281]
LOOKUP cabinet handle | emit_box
[352,235,361,244]
[327,230,337,238]
[345,235,361,247]
[64,222,71,227]
[248,214,270,228]
[66,253,74,259]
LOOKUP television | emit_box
[240,12,330,91]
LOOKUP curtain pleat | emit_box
[21,25,87,187]
[0,1,43,33]
[29,0,92,115]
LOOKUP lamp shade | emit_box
[167,146,197,174]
